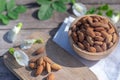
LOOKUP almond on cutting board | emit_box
[34,47,45,55]
[51,63,62,71]
[47,73,55,80]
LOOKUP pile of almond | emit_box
[29,56,62,80]
[70,15,118,52]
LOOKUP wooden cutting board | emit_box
[3,32,98,80]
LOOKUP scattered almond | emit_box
[46,62,51,73]
[35,47,45,55]
[43,56,54,64]
[47,73,55,80]
[35,65,44,76]
[51,63,62,71]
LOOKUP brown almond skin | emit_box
[43,56,53,64]
[29,62,36,69]
[106,34,112,43]
[82,41,90,48]
[35,47,45,55]
[47,73,55,80]
[46,62,51,73]
[78,32,84,42]
[35,65,44,76]
[37,57,43,66]
[94,41,103,45]
[94,45,103,52]
[108,23,115,34]
[94,36,104,41]
[101,43,107,51]
[78,42,85,50]
[87,47,96,53]
[72,32,78,43]
[86,36,94,45]
[51,63,62,71]
[94,27,105,31]
[112,33,117,43]
[108,42,114,48]
[86,28,95,38]
[94,32,101,36]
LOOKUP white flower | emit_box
[72,3,87,17]
[7,23,23,43]
[9,48,29,66]
[111,13,120,24]
[20,38,43,49]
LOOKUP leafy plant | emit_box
[0,0,26,25]
[36,0,71,20]
[86,4,119,18]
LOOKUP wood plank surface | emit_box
[3,32,98,80]
[0,4,120,29]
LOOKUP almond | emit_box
[78,42,85,50]
[51,63,62,71]
[87,47,96,53]
[94,27,105,31]
[94,36,104,41]
[101,31,111,43]
[37,57,43,66]
[29,62,36,69]
[46,62,51,73]
[35,47,45,55]
[95,32,101,36]
[108,23,115,34]
[94,45,103,52]
[86,36,94,45]
[72,32,78,43]
[86,27,95,38]
[106,34,112,43]
[108,42,114,48]
[47,73,55,80]
[72,25,76,31]
[82,41,90,48]
[35,65,44,76]
[101,42,107,51]
[112,33,117,43]
[78,32,84,42]
[94,41,103,45]
[43,56,54,64]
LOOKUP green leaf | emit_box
[106,9,113,17]
[7,11,19,20]
[101,4,109,10]
[36,0,50,5]
[0,14,9,25]
[0,0,6,13]
[52,1,67,12]
[60,0,72,3]
[86,8,96,14]
[9,48,15,55]
[14,5,27,13]
[38,4,53,20]
[7,0,16,11]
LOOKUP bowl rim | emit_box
[68,14,119,56]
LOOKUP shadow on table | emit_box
[45,24,99,68]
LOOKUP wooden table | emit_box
[0,0,120,80]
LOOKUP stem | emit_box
[17,22,23,29]
[34,38,43,44]
[9,48,15,55]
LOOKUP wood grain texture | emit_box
[3,32,98,80]
[0,4,120,29]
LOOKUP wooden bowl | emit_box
[68,15,119,60]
